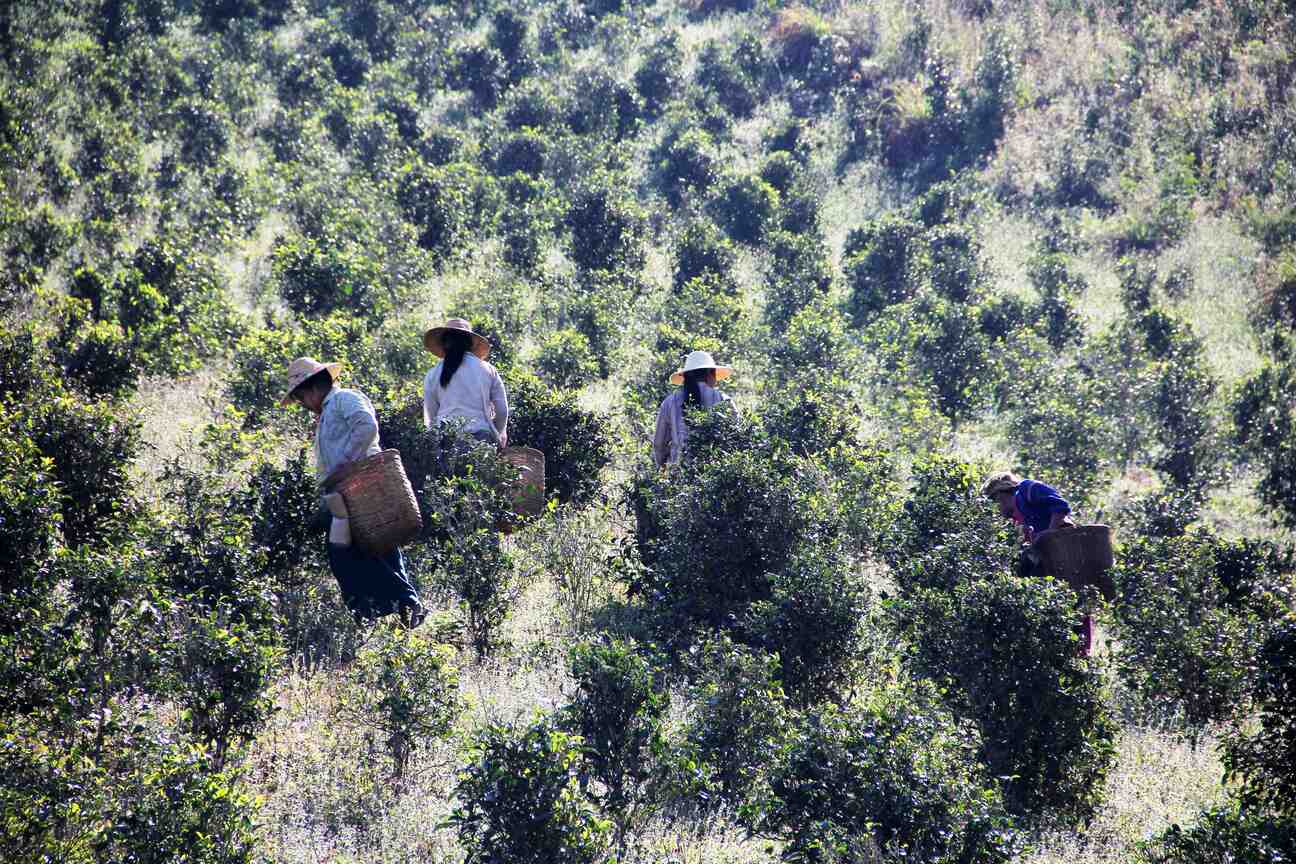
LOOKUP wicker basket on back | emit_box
[499,446,545,519]
[325,449,422,555]
[1034,525,1116,600]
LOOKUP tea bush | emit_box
[900,575,1118,825]
[1112,533,1287,731]
[535,328,600,390]
[505,368,613,507]
[336,622,461,779]
[562,637,677,847]
[633,33,682,121]
[843,214,925,326]
[745,543,869,706]
[451,717,611,864]
[763,230,834,335]
[1137,803,1296,864]
[681,637,791,813]
[1234,336,1296,528]
[759,679,1019,863]
[565,175,647,274]
[1222,616,1296,816]
[656,124,719,208]
[709,172,779,245]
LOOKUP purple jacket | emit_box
[1015,479,1071,538]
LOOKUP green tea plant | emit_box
[450,717,611,864]
[1222,616,1296,816]
[758,678,1020,863]
[899,576,1118,826]
[336,622,461,780]
[504,368,613,507]
[1112,533,1288,732]
[561,638,676,851]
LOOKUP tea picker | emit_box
[982,472,1116,655]
[282,357,425,627]
[652,349,735,468]
[421,318,545,526]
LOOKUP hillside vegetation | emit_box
[3,0,1296,861]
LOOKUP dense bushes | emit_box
[900,576,1118,825]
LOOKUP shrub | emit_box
[1137,804,1296,864]
[565,176,647,274]
[103,740,265,864]
[505,368,614,507]
[1112,533,1286,731]
[657,125,719,208]
[843,214,925,326]
[562,638,675,848]
[422,456,518,659]
[635,445,836,645]
[450,43,508,109]
[634,34,683,120]
[0,429,61,588]
[396,160,480,263]
[900,576,1118,825]
[1234,337,1296,528]
[1223,617,1296,817]
[273,232,386,320]
[27,395,141,548]
[451,717,611,864]
[164,601,281,768]
[336,622,461,779]
[535,328,600,390]
[695,37,765,119]
[709,173,779,245]
[1008,362,1108,507]
[682,637,791,812]
[672,217,737,291]
[759,680,1019,862]
[763,229,833,334]
[745,543,869,705]
[494,129,548,176]
[1027,249,1086,351]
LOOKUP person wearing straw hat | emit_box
[422,318,509,457]
[282,357,425,627]
[652,349,734,468]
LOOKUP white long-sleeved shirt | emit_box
[423,353,509,440]
[652,384,731,467]
[316,387,382,478]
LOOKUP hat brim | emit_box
[424,327,491,360]
[281,362,341,406]
[669,365,733,386]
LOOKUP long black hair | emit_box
[682,367,709,408]
[440,330,473,387]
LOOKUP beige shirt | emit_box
[423,353,509,440]
[652,384,731,467]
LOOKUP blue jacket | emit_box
[1015,479,1071,538]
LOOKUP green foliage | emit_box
[763,230,833,334]
[843,215,928,326]
[682,638,791,813]
[709,172,779,245]
[451,717,612,864]
[337,622,461,779]
[759,679,1020,863]
[164,602,281,767]
[422,453,518,659]
[1008,361,1108,507]
[900,575,1118,825]
[273,231,388,320]
[565,175,647,274]
[634,33,682,121]
[505,368,614,507]
[1136,803,1296,864]
[745,543,869,706]
[535,328,600,390]
[1223,616,1296,817]
[1112,533,1289,731]
[673,217,738,291]
[562,638,676,847]
[1235,336,1296,528]
[0,422,61,585]
[24,395,141,548]
[656,124,719,208]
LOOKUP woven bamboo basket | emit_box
[1034,525,1116,600]
[500,446,546,518]
[325,449,422,555]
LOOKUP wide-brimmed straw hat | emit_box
[669,350,734,386]
[281,357,341,406]
[424,318,491,359]
[981,472,1022,499]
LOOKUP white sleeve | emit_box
[423,368,439,431]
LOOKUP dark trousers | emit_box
[326,542,421,621]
